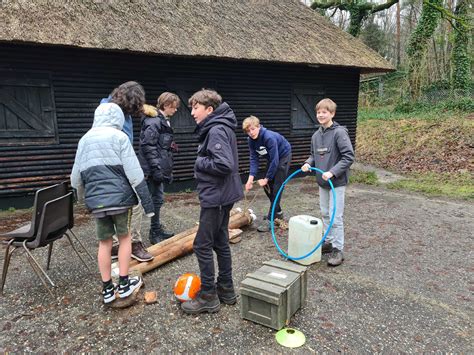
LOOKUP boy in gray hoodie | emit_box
[301,98,354,266]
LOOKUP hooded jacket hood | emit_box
[195,102,237,141]
[92,103,125,130]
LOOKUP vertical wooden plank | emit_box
[0,104,5,130]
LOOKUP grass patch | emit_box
[349,170,379,185]
[387,172,474,200]
[358,105,472,122]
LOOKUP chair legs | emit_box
[68,229,95,262]
[46,243,53,270]
[64,232,91,272]
[2,239,54,296]
[1,239,16,295]
[22,240,56,288]
[23,247,55,297]
[1,230,93,295]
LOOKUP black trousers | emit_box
[265,153,291,219]
[193,204,234,294]
[146,179,164,232]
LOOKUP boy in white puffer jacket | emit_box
[71,103,154,304]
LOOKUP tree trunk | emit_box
[396,1,401,67]
[451,0,471,95]
[406,0,442,99]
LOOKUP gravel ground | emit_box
[0,176,472,352]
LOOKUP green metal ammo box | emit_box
[239,259,308,330]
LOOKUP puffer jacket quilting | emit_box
[138,112,175,183]
[70,103,154,214]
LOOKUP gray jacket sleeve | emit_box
[304,132,316,167]
[120,135,155,215]
[330,128,355,178]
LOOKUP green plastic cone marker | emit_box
[275,328,306,348]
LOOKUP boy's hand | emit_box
[322,171,334,181]
[301,163,311,172]
[258,178,268,187]
[245,180,253,192]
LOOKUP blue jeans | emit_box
[147,179,164,232]
[319,186,346,251]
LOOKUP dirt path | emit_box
[1,177,472,352]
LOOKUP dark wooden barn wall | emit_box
[0,43,360,199]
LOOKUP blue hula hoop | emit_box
[270,167,337,260]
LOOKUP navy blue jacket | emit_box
[101,96,134,143]
[194,103,244,208]
[138,112,175,183]
[248,126,291,180]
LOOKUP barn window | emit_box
[291,85,325,133]
[0,71,58,146]
[166,79,217,134]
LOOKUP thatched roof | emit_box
[0,0,394,73]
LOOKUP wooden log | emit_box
[129,229,242,274]
[111,208,252,276]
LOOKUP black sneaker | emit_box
[216,284,238,305]
[181,292,220,314]
[328,248,344,266]
[102,283,117,304]
[321,241,333,254]
[275,211,284,220]
[158,224,174,239]
[111,244,119,260]
[118,276,143,299]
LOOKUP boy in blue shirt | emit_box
[243,116,292,232]
[301,98,354,266]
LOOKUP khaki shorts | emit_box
[95,209,132,241]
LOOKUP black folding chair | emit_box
[0,182,94,264]
[1,193,91,295]
[0,182,68,242]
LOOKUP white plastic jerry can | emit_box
[288,215,323,265]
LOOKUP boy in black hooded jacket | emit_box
[138,92,180,244]
[181,89,243,314]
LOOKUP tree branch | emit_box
[311,0,346,11]
[423,0,472,31]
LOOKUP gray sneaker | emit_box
[181,292,220,314]
[328,248,344,266]
[321,241,333,254]
[257,217,271,232]
[257,222,271,232]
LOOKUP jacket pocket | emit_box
[159,134,173,150]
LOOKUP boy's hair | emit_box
[315,98,337,113]
[242,115,261,132]
[188,89,222,110]
[111,81,145,118]
[157,92,180,110]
